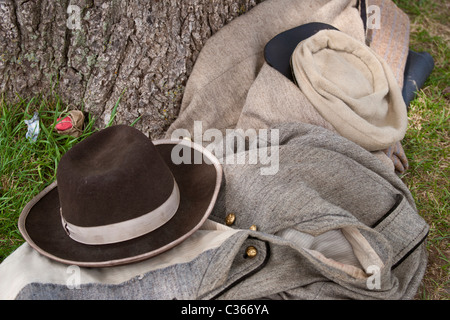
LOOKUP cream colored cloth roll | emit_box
[291,29,407,151]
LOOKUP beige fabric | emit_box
[341,226,384,272]
[291,29,407,151]
[165,0,410,172]
[236,63,337,133]
[0,219,238,300]
[166,0,366,138]
[277,226,384,280]
[366,0,410,88]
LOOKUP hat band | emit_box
[60,180,180,245]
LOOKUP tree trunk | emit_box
[0,0,262,138]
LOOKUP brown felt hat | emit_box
[18,125,222,267]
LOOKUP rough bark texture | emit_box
[0,0,262,138]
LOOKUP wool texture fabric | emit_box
[365,0,411,88]
[166,0,368,138]
[291,29,408,151]
[166,0,409,171]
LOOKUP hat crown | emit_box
[57,125,175,229]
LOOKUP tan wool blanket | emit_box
[166,0,410,172]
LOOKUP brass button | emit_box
[249,225,257,231]
[225,213,236,226]
[245,246,258,258]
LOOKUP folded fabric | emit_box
[383,141,409,174]
[166,0,411,173]
[365,0,411,89]
[167,0,368,138]
[262,22,410,173]
[291,29,408,151]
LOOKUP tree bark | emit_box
[0,0,262,138]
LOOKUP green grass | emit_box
[394,0,450,300]
[403,89,450,300]
[0,95,97,258]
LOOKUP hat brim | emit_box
[264,22,339,82]
[18,139,222,267]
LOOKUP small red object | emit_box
[56,116,73,131]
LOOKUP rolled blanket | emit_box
[291,29,408,151]
[166,0,411,172]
